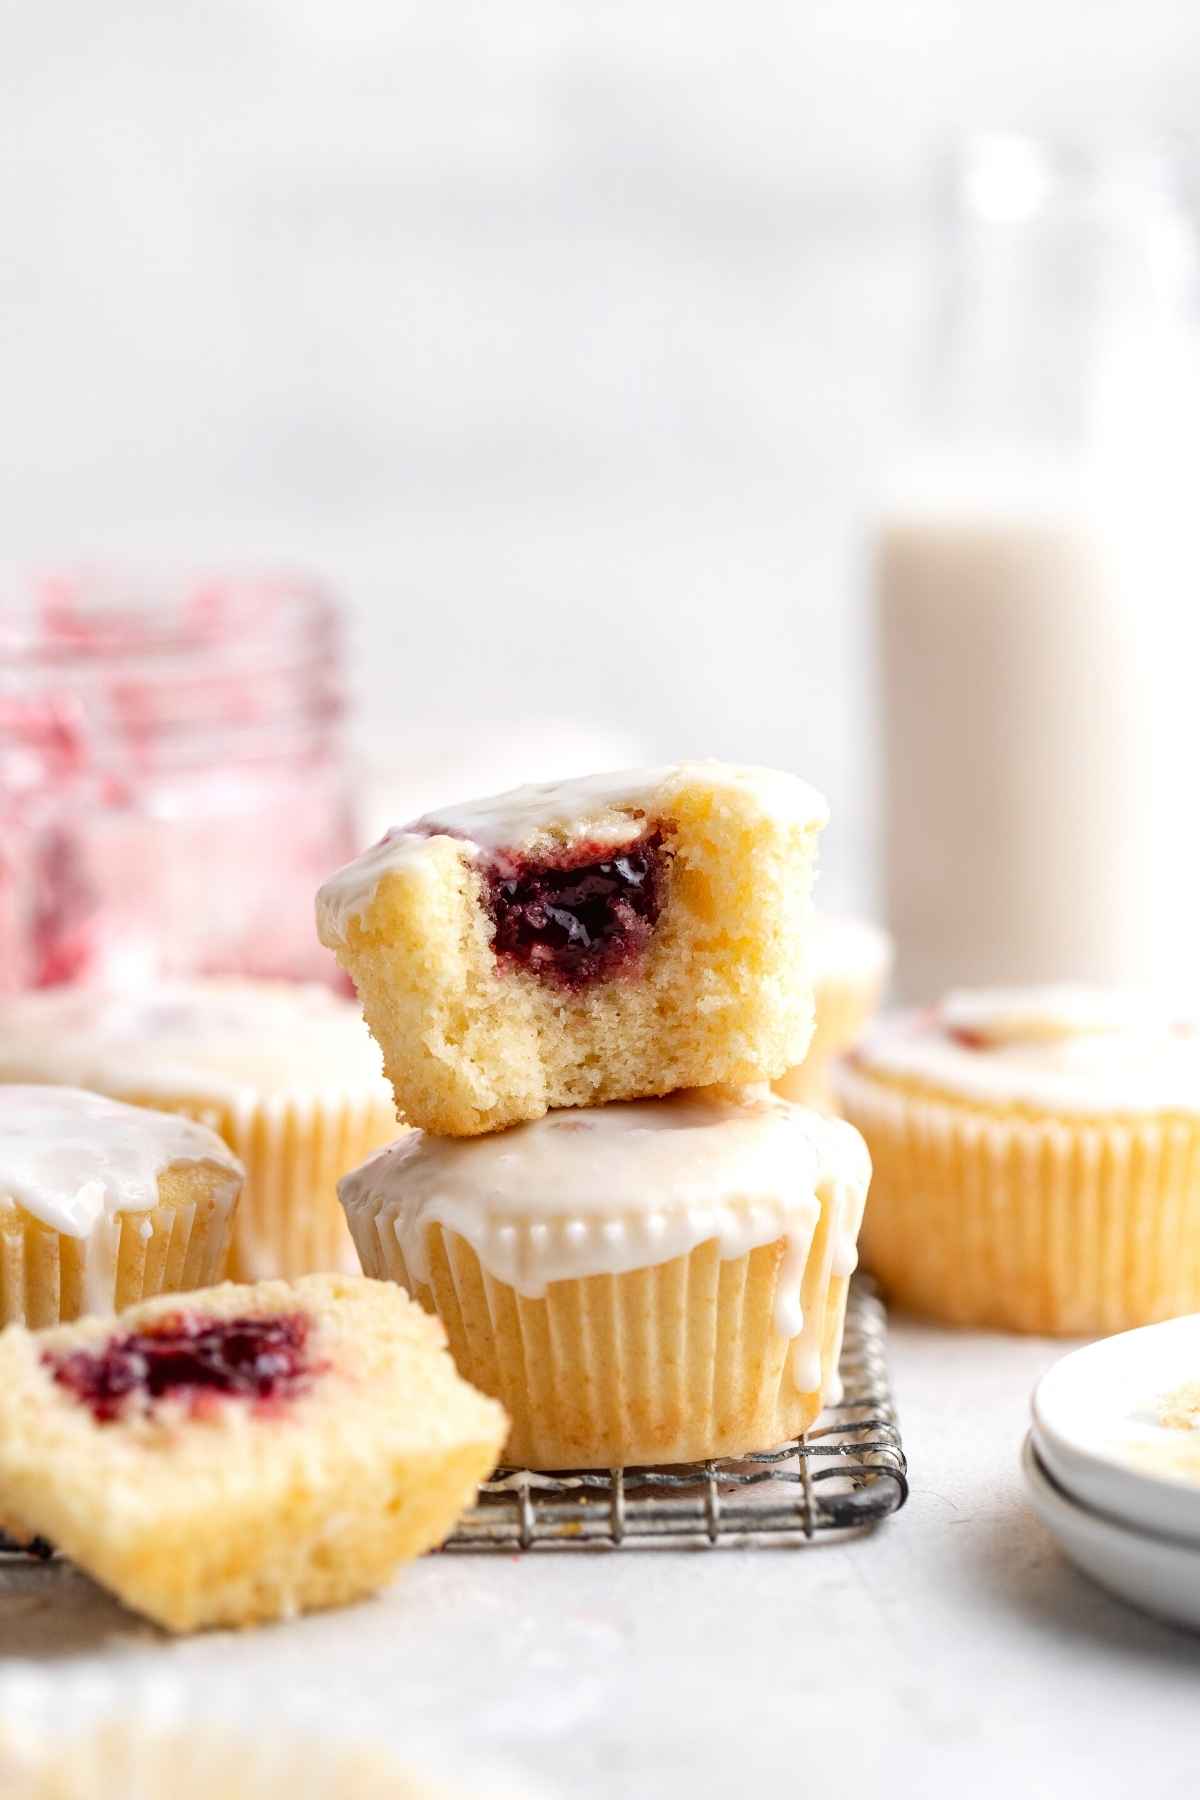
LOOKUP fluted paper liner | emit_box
[776,966,889,1114]
[838,1063,1200,1334]
[0,1174,235,1329]
[348,1191,857,1469]
[122,1089,398,1282]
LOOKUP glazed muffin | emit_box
[0,980,397,1280]
[0,1723,461,1800]
[341,1086,871,1468]
[774,913,893,1112]
[0,1086,241,1327]
[317,761,829,1137]
[837,987,1200,1334]
[0,1272,506,1632]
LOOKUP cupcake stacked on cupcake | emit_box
[318,762,873,1469]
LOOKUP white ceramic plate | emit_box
[1030,1313,1200,1544]
[1021,1435,1200,1634]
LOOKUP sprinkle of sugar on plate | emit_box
[1157,1380,1200,1433]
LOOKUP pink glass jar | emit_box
[0,568,356,992]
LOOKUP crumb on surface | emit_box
[1157,1380,1200,1432]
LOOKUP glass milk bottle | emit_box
[877,138,1200,1000]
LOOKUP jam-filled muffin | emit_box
[838,986,1200,1334]
[774,913,893,1112]
[318,762,828,1136]
[0,1086,241,1327]
[341,1087,870,1469]
[0,981,397,1281]
[0,1273,506,1631]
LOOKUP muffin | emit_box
[0,980,397,1281]
[317,761,829,1137]
[774,913,893,1111]
[0,1723,461,1800]
[0,1272,506,1632]
[0,1671,532,1800]
[0,1086,241,1327]
[341,1086,871,1468]
[837,986,1200,1334]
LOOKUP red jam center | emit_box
[485,829,670,988]
[45,1311,316,1423]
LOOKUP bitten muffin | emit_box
[341,1087,871,1469]
[774,913,893,1112]
[0,980,397,1280]
[0,1272,506,1632]
[0,1086,241,1327]
[837,986,1200,1334]
[317,762,829,1136]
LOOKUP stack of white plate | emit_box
[1025,1314,1200,1633]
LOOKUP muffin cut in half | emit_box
[838,986,1200,1334]
[0,1272,506,1631]
[317,762,829,1136]
[0,981,398,1281]
[341,1087,871,1468]
[0,1086,242,1328]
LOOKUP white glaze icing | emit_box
[339,1087,870,1391]
[0,1087,242,1314]
[0,979,390,1104]
[814,913,894,990]
[317,760,829,944]
[852,987,1200,1115]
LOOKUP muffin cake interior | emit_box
[318,763,828,1136]
[484,826,671,988]
[0,1273,507,1632]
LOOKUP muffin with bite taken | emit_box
[317,762,829,1137]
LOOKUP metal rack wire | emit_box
[0,1279,905,1564]
[443,1276,907,1552]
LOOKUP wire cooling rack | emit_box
[0,1280,905,1563]
[443,1276,907,1552]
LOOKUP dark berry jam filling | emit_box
[45,1311,317,1423]
[485,828,670,988]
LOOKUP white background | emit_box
[3,4,1200,909]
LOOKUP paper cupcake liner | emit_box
[349,1205,852,1469]
[0,1180,234,1330]
[0,1671,515,1800]
[775,968,888,1114]
[123,1089,398,1282]
[838,1064,1200,1334]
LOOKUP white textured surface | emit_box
[3,1319,1198,1796]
